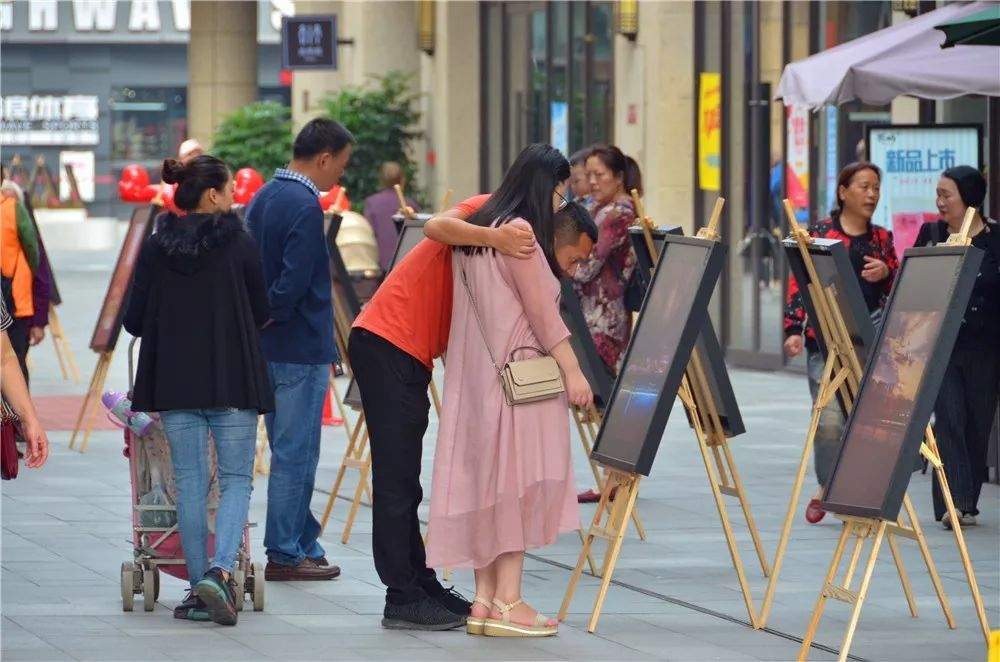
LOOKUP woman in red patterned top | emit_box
[572,145,640,373]
[783,161,899,524]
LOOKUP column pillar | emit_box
[188,0,258,147]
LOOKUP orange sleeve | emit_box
[453,194,491,219]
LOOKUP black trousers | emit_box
[931,344,1000,519]
[7,317,30,387]
[348,328,438,604]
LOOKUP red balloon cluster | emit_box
[118,164,181,213]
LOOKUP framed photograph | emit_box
[390,219,430,273]
[91,204,158,352]
[393,212,431,235]
[631,226,744,437]
[821,245,985,520]
[326,213,362,321]
[591,235,726,476]
[783,237,876,416]
[560,279,614,408]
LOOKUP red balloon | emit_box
[156,183,181,214]
[233,168,264,205]
[118,164,151,202]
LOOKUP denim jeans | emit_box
[264,362,328,566]
[806,349,847,487]
[160,408,257,589]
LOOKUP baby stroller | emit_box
[115,339,264,612]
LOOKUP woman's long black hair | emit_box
[462,143,571,275]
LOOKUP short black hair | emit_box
[293,118,355,160]
[554,202,598,245]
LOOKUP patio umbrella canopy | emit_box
[936,5,1000,47]
[777,1,1000,108]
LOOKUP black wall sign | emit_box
[281,15,337,70]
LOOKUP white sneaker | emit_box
[941,512,977,530]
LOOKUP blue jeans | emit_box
[160,408,258,589]
[806,350,846,487]
[264,362,328,566]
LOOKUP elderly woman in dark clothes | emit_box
[913,165,1000,530]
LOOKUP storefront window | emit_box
[110,87,187,164]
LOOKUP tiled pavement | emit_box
[2,249,996,661]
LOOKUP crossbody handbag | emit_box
[460,262,565,406]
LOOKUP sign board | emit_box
[698,72,721,192]
[0,95,99,146]
[786,104,810,214]
[59,150,95,202]
[281,14,336,69]
[866,124,982,251]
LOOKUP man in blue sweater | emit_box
[246,118,353,582]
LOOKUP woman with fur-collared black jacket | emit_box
[913,166,1000,530]
[123,155,272,626]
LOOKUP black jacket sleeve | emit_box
[124,239,156,338]
[240,234,271,328]
[912,222,932,248]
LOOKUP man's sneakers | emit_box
[942,511,977,530]
[196,568,239,626]
[382,595,467,631]
[425,584,472,617]
[265,557,341,581]
[173,589,210,621]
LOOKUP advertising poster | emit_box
[786,104,810,214]
[867,125,981,251]
[698,72,721,192]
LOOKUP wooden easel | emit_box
[571,404,647,540]
[561,197,767,631]
[68,351,113,452]
[48,304,81,383]
[793,207,990,660]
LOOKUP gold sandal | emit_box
[466,595,492,635]
[483,598,557,637]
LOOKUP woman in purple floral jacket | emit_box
[572,145,641,374]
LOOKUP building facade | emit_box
[2,0,995,369]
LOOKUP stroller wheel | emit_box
[152,568,160,601]
[233,569,246,612]
[251,563,265,611]
[142,569,156,612]
[120,562,135,612]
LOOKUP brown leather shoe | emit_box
[265,558,341,581]
[310,556,329,566]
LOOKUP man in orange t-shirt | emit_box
[349,194,536,629]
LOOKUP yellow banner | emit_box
[698,72,722,192]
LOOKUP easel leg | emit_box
[837,522,887,662]
[320,414,366,532]
[70,353,112,453]
[559,476,615,622]
[902,494,956,629]
[798,521,854,661]
[885,531,918,618]
[923,429,990,642]
[587,478,639,633]
[720,441,770,577]
[761,355,837,627]
[341,428,371,544]
[576,526,598,577]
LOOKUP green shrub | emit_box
[212,101,293,180]
[321,70,423,211]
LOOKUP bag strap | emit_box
[459,261,503,376]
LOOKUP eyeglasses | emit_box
[555,190,569,211]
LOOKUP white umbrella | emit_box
[776,1,1000,108]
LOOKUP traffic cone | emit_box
[322,389,344,426]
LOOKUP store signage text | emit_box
[0,0,296,33]
[0,95,100,146]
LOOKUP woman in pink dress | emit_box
[426,145,595,637]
